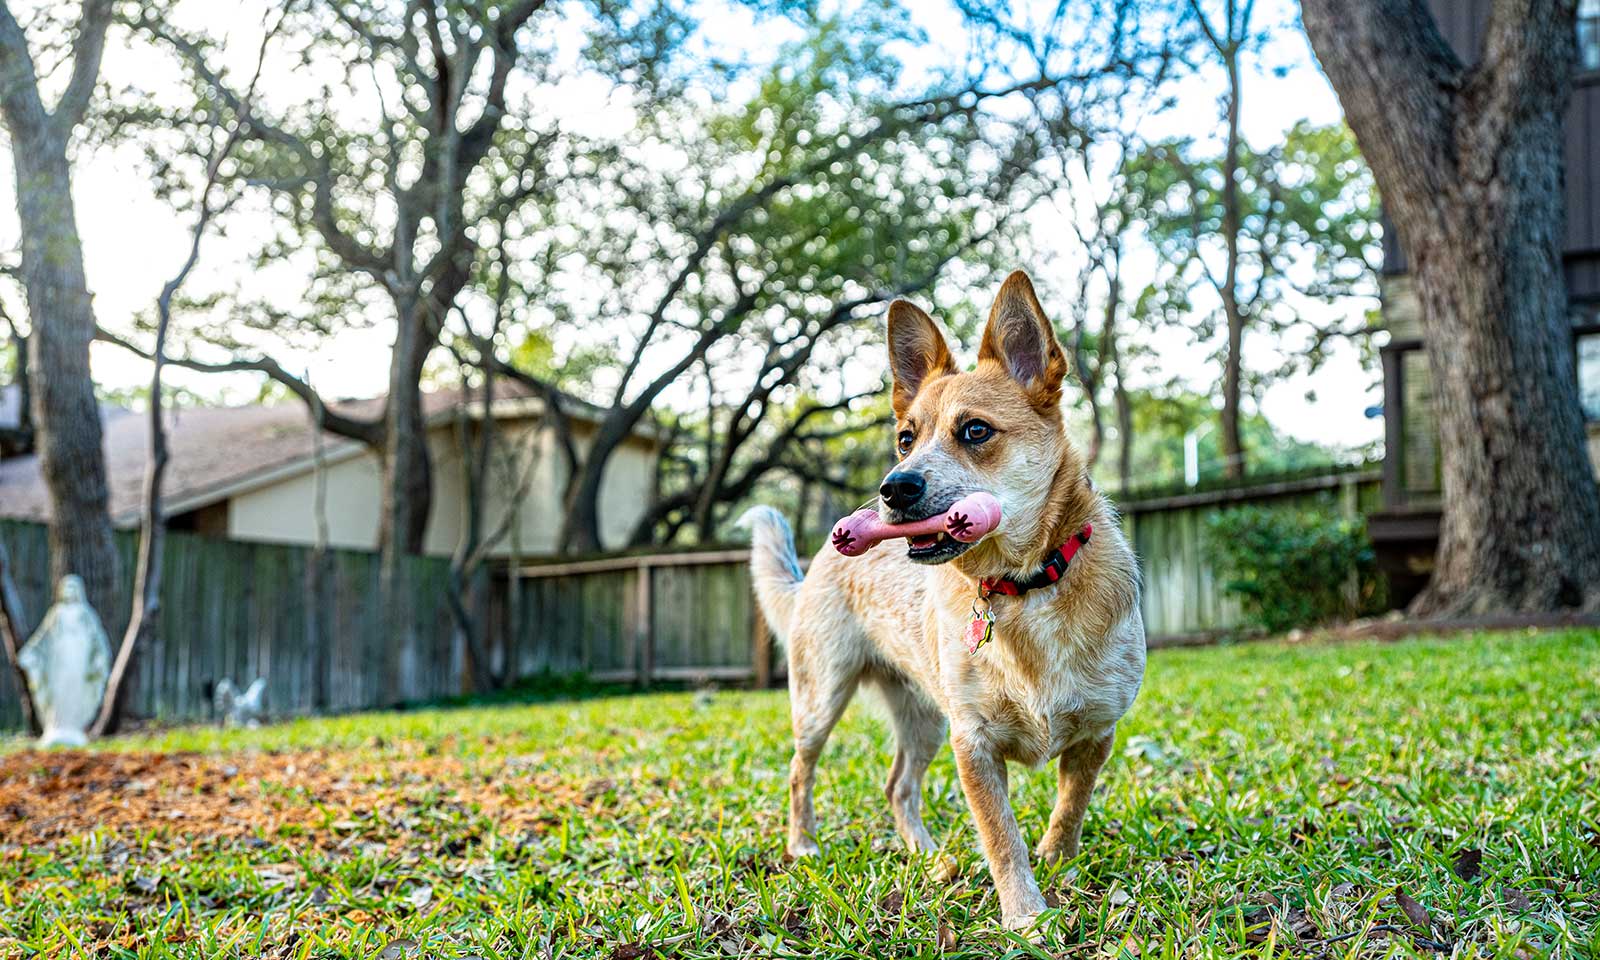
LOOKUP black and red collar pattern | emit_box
[979,524,1093,598]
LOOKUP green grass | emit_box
[1,629,1597,959]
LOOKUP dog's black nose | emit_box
[879,471,926,511]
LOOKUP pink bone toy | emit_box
[830,492,1002,557]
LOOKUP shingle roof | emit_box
[0,382,626,526]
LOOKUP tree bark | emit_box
[1216,14,1246,481]
[378,305,435,572]
[0,0,119,620]
[1114,358,1133,492]
[1302,0,1600,614]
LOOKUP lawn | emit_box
[1,629,1597,959]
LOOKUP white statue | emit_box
[18,575,111,748]
[213,678,266,728]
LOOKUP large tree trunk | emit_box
[12,127,119,619]
[1303,0,1600,614]
[559,450,609,554]
[378,306,434,572]
[560,419,635,554]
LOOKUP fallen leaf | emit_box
[1394,888,1431,931]
[406,885,433,910]
[878,891,905,914]
[1107,886,1132,906]
[1453,848,1483,881]
[936,921,958,952]
[610,945,653,960]
[781,905,808,935]
[1502,887,1533,912]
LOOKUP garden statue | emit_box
[213,678,267,728]
[18,575,111,748]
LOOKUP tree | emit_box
[487,4,1139,552]
[130,0,684,575]
[0,0,119,617]
[1128,120,1380,479]
[1182,0,1256,478]
[94,92,246,736]
[1053,114,1166,492]
[443,232,545,690]
[1301,0,1600,614]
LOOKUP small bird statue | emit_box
[212,677,267,728]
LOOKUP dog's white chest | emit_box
[948,605,1144,766]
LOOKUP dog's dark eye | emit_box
[959,420,994,444]
[896,430,915,456]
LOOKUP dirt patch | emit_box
[0,747,602,851]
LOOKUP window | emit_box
[1580,333,1600,421]
[1582,0,1600,72]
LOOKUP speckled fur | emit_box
[744,271,1146,931]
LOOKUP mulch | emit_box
[0,747,602,852]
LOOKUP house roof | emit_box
[0,382,652,527]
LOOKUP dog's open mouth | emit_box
[904,529,973,564]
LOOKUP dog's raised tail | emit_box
[737,505,804,646]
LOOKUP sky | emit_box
[0,0,1380,458]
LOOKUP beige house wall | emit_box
[224,416,659,556]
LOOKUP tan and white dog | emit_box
[741,270,1145,931]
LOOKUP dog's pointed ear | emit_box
[978,270,1068,410]
[887,299,958,418]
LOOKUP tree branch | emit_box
[51,0,112,133]
[0,1,49,139]
[94,328,385,446]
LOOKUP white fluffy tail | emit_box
[737,505,804,648]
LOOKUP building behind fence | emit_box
[0,464,1384,733]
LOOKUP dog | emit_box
[741,270,1145,931]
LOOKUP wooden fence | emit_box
[491,549,775,688]
[0,520,461,733]
[1121,468,1382,640]
[0,523,772,733]
[1,466,1383,733]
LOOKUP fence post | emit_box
[751,606,771,690]
[1341,472,1361,614]
[634,560,653,689]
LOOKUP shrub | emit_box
[1206,506,1386,635]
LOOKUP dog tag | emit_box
[966,601,995,654]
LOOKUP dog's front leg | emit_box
[951,732,1047,930]
[1036,729,1114,865]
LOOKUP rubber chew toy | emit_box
[830,492,1002,557]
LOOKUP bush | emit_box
[1206,506,1386,635]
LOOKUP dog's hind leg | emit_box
[877,675,945,854]
[1035,728,1115,865]
[785,636,859,859]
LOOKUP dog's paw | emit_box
[1033,837,1079,866]
[1002,911,1046,941]
[931,855,962,883]
[785,837,821,860]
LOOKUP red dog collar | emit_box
[979,524,1093,598]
